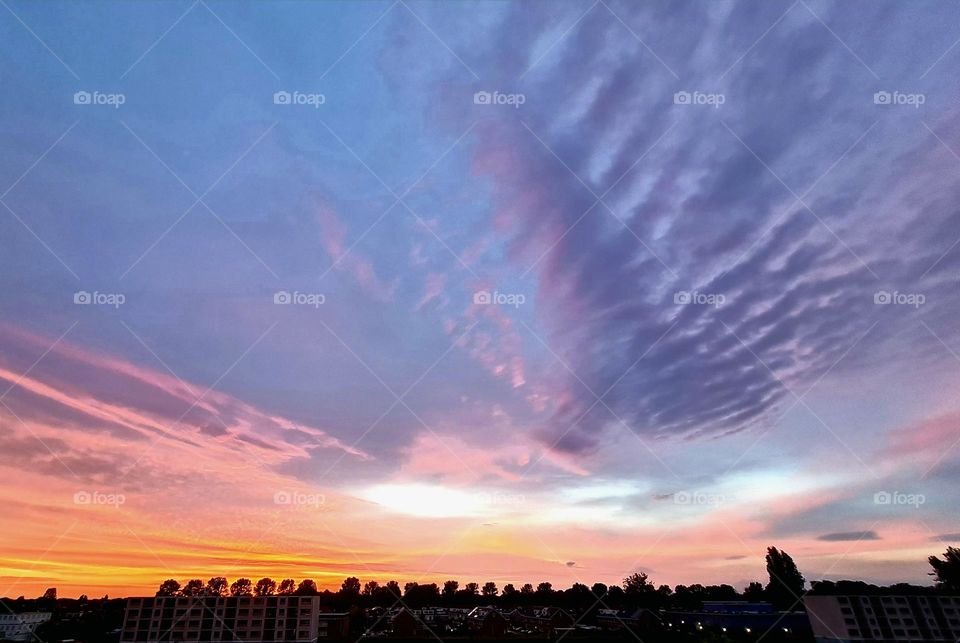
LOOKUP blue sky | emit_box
[1,0,960,596]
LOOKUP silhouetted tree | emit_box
[535,582,554,603]
[340,577,361,596]
[295,580,318,595]
[277,579,296,595]
[254,578,276,597]
[404,583,439,607]
[464,582,480,595]
[41,588,57,600]
[591,583,608,597]
[442,580,459,599]
[362,581,380,597]
[181,580,205,597]
[482,582,498,597]
[623,572,653,596]
[765,547,805,608]
[502,584,518,601]
[566,583,591,609]
[929,547,960,591]
[230,578,253,596]
[520,583,534,595]
[744,581,765,601]
[385,580,401,600]
[156,580,181,597]
[205,577,228,597]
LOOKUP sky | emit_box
[1,0,959,599]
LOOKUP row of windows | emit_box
[838,597,960,606]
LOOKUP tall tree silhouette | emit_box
[765,547,805,608]
[277,579,295,595]
[929,546,960,591]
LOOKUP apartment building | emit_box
[0,612,52,641]
[804,595,960,643]
[121,595,349,642]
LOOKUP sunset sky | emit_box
[2,0,960,599]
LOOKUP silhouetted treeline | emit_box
[140,545,960,612]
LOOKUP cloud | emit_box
[818,531,881,542]
[401,0,960,460]
[0,324,371,477]
[932,534,960,543]
[316,200,398,302]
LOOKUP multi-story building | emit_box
[665,601,809,635]
[121,596,349,642]
[804,595,960,643]
[0,612,52,641]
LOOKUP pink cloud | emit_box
[316,201,398,302]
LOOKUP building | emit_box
[389,607,419,637]
[596,608,660,632]
[704,601,775,614]
[509,607,575,636]
[121,596,350,642]
[316,612,351,640]
[0,612,52,641]
[665,601,809,635]
[414,607,466,633]
[464,607,508,637]
[804,595,960,643]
